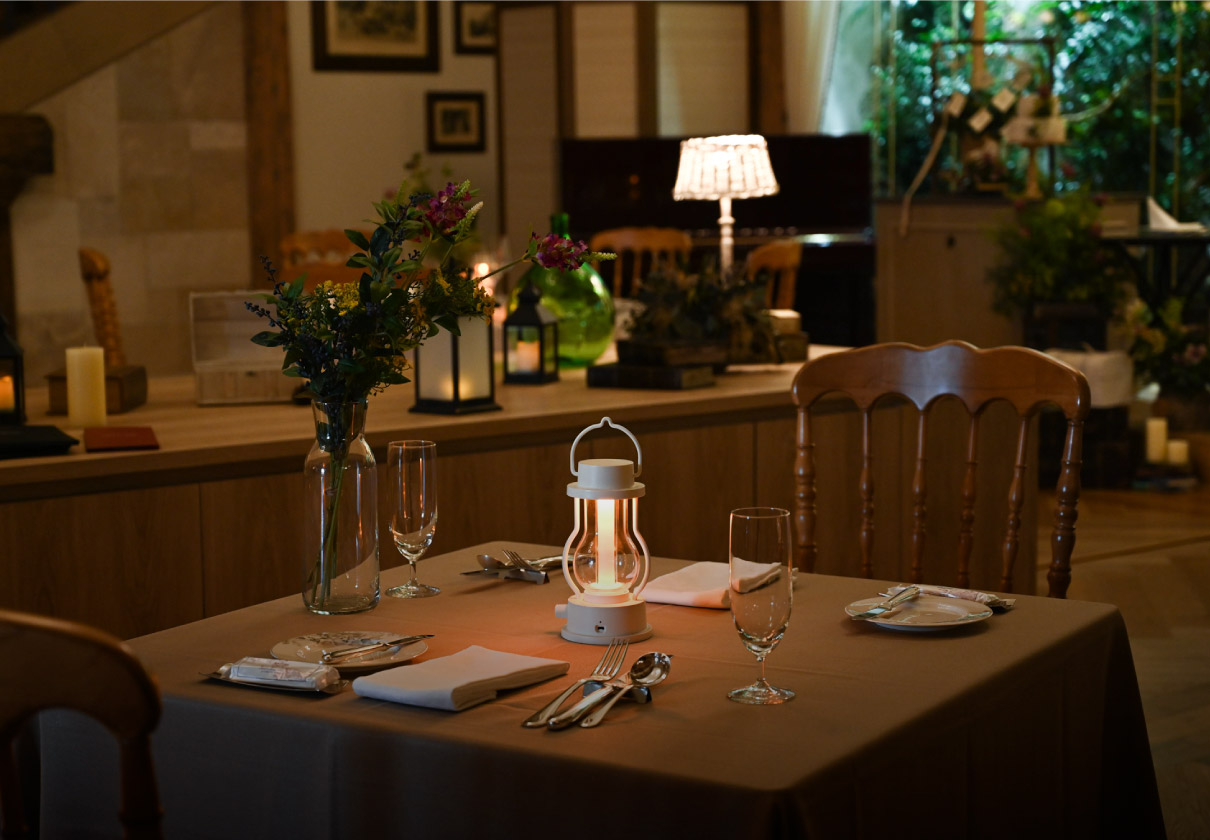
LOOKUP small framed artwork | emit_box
[311,1,439,73]
[454,2,496,55]
[427,92,486,153]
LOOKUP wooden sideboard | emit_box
[0,349,1037,639]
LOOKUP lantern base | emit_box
[557,596,652,645]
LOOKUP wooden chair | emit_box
[791,341,1090,598]
[79,247,126,367]
[745,238,802,309]
[589,227,691,297]
[279,229,366,291]
[0,608,162,839]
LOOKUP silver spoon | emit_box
[580,652,672,728]
[548,652,672,730]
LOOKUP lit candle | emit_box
[1145,417,1168,463]
[1167,439,1190,467]
[0,375,13,412]
[66,346,107,428]
[514,341,540,373]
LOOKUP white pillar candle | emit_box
[1167,439,1190,467]
[514,341,541,373]
[66,346,107,428]
[0,375,13,412]
[1145,417,1168,463]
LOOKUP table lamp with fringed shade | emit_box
[672,134,779,273]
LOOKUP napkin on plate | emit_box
[643,559,786,609]
[223,657,340,689]
[351,645,569,712]
[887,584,1015,611]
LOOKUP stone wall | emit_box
[12,3,250,380]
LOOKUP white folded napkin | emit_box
[351,646,569,711]
[643,559,786,609]
[887,584,1015,610]
[223,657,340,689]
[1148,196,1208,233]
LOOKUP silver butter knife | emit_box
[320,634,433,664]
[849,585,921,620]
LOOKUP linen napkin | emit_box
[886,584,1015,611]
[351,646,569,712]
[643,559,786,609]
[222,657,341,690]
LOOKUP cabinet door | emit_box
[0,486,204,638]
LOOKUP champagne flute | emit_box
[386,440,440,599]
[727,506,795,704]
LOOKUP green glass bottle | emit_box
[511,213,615,368]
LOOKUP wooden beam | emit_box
[241,1,295,287]
[750,1,787,135]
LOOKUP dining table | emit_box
[38,542,1164,840]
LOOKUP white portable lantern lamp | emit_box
[556,417,652,645]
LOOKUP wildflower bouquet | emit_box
[1125,297,1210,398]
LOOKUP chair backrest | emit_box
[791,341,1090,598]
[745,238,802,309]
[79,247,126,368]
[279,229,366,291]
[0,609,162,839]
[589,227,691,297]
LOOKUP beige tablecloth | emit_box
[40,543,1163,839]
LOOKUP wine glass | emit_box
[386,440,440,599]
[727,506,795,704]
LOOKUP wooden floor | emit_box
[1038,485,1210,840]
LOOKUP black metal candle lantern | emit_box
[411,315,500,415]
[503,281,559,385]
[0,311,25,426]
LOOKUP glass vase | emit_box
[512,262,615,368]
[303,400,379,614]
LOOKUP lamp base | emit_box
[557,596,652,645]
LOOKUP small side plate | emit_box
[844,594,993,632]
[202,671,349,695]
[271,632,428,673]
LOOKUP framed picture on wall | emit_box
[454,2,496,54]
[311,1,439,72]
[426,92,486,153]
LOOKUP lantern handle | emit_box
[569,416,643,478]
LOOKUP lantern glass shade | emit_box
[503,283,559,384]
[411,315,500,415]
[0,313,24,425]
[567,496,644,598]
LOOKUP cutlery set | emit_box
[523,639,673,730]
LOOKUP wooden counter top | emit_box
[3,350,843,501]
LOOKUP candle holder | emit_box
[411,315,500,415]
[503,281,558,384]
[0,312,24,425]
[555,417,652,645]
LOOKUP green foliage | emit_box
[627,266,777,361]
[1126,297,1210,396]
[987,189,1130,317]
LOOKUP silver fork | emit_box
[521,639,628,728]
[502,549,536,571]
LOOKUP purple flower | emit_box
[422,183,469,234]
[1182,343,1207,365]
[532,233,589,271]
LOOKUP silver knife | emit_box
[320,634,433,664]
[849,585,921,620]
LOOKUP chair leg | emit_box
[1048,420,1084,599]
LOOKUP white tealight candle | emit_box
[1167,439,1190,467]
[1145,417,1168,464]
[66,346,107,428]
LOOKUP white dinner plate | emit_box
[271,632,428,673]
[844,595,993,632]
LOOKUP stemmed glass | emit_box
[727,506,795,704]
[386,440,440,599]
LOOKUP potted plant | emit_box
[987,189,1131,349]
[1125,296,1210,430]
[621,265,779,368]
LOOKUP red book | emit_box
[82,426,160,452]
